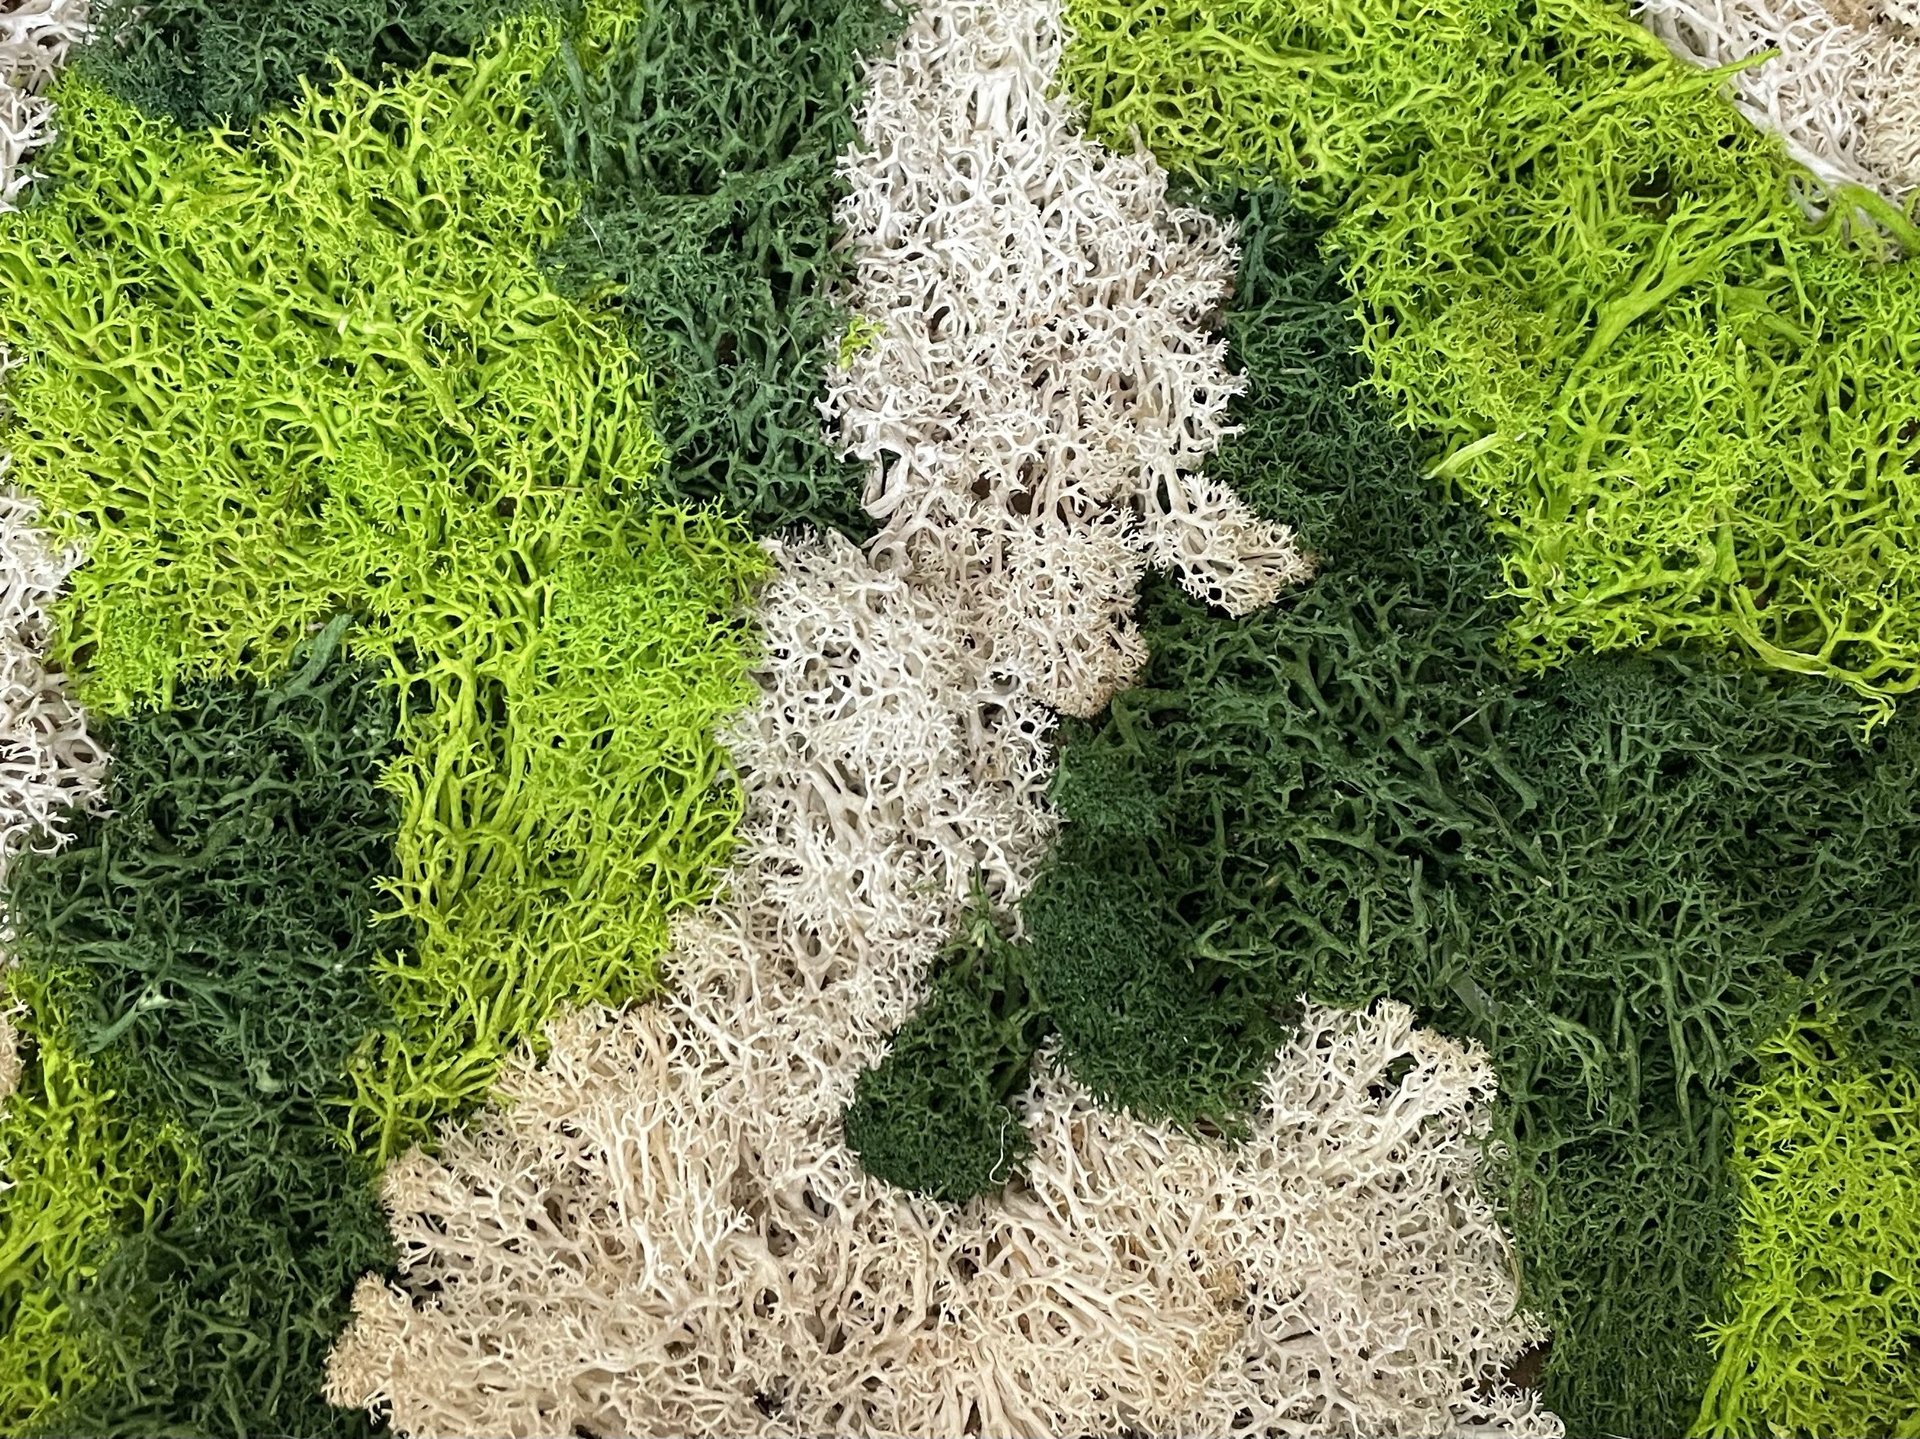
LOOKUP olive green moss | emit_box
[2,621,396,1436]
[77,0,520,129]
[535,0,899,533]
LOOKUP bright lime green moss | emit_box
[1696,1018,1920,1438]
[353,508,763,1155]
[0,19,653,710]
[0,17,765,1158]
[0,973,193,1434]
[1061,0,1920,711]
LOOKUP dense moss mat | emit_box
[843,907,1050,1205]
[0,19,765,1158]
[1058,0,1920,710]
[0,621,396,1437]
[1697,1017,1920,1438]
[77,0,516,130]
[536,0,900,534]
[74,0,891,535]
[0,975,192,1436]
[847,189,1920,1437]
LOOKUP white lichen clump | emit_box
[0,479,106,885]
[0,0,88,209]
[1638,0,1920,199]
[330,992,1555,1439]
[825,0,1311,716]
[327,535,1556,1439]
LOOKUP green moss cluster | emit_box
[0,974,192,1436]
[843,907,1048,1205]
[536,0,899,534]
[76,0,517,130]
[0,17,764,1159]
[1697,1018,1920,1439]
[1059,0,1920,710]
[0,621,396,1436]
[2,24,655,711]
[847,189,1920,1437]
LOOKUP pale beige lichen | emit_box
[327,537,1555,1439]
[328,996,1557,1439]
[0,487,107,885]
[825,0,1312,716]
[1638,0,1920,200]
[0,998,20,1107]
[0,0,88,209]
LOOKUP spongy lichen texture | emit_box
[841,908,1051,1203]
[329,997,1557,1438]
[1636,0,1920,201]
[825,0,1310,718]
[0,493,106,884]
[1696,1017,1920,1438]
[0,15,765,1158]
[538,0,899,534]
[1059,0,1920,710]
[848,187,1920,1438]
[2,619,398,1437]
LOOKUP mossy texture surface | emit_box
[7,1,1920,1434]
[76,0,515,129]
[847,189,1920,1438]
[1697,1018,1920,1439]
[0,17,765,1158]
[1061,0,1920,710]
[537,0,899,534]
[1,622,396,1437]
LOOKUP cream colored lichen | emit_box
[329,995,1556,1439]
[328,536,1556,1438]
[825,0,1312,717]
[0,0,87,209]
[0,488,108,884]
[1638,0,1920,200]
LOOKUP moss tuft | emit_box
[846,187,1920,1437]
[2,620,396,1436]
[1697,1017,1920,1439]
[537,0,901,533]
[77,0,521,128]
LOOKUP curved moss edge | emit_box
[846,185,1920,1439]
[1058,0,1920,711]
